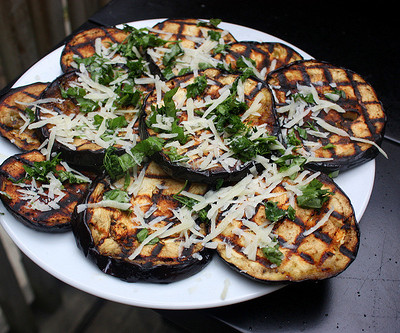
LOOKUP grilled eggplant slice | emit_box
[206,166,359,282]
[139,68,279,184]
[36,71,142,170]
[72,161,211,283]
[60,27,130,73]
[0,150,93,232]
[267,59,386,173]
[214,41,303,80]
[148,18,237,79]
[0,82,48,151]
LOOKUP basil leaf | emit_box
[23,153,61,183]
[163,147,189,163]
[55,170,89,184]
[297,179,332,209]
[264,201,296,222]
[262,243,284,266]
[136,228,159,244]
[264,201,287,222]
[186,75,207,99]
[103,137,165,180]
[107,116,128,130]
[162,43,183,66]
[24,107,36,123]
[103,189,130,203]
[197,18,222,28]
[207,30,221,41]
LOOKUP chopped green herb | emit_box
[213,43,231,55]
[103,189,130,203]
[107,116,129,131]
[146,87,188,145]
[286,129,302,147]
[23,154,61,183]
[235,56,257,80]
[136,228,159,244]
[274,154,307,172]
[186,75,208,99]
[262,243,284,266]
[264,201,296,222]
[229,135,278,162]
[162,43,183,67]
[60,86,99,113]
[324,88,346,101]
[296,179,332,209]
[162,66,175,80]
[196,18,222,28]
[115,26,167,58]
[328,170,340,178]
[178,67,192,76]
[163,147,189,163]
[22,153,89,185]
[322,143,336,150]
[56,170,89,184]
[24,107,36,123]
[292,92,315,104]
[207,30,221,41]
[103,137,165,180]
[296,127,308,140]
[173,181,210,222]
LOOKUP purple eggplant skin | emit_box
[71,175,213,284]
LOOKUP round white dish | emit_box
[0,19,375,310]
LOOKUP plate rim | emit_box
[0,18,375,310]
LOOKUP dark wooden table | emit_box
[1,1,399,332]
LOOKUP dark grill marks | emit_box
[60,27,129,72]
[0,151,92,232]
[313,230,332,244]
[267,59,386,173]
[300,252,315,264]
[339,244,357,260]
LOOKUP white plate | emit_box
[0,19,375,310]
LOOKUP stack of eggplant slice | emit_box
[0,18,386,284]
